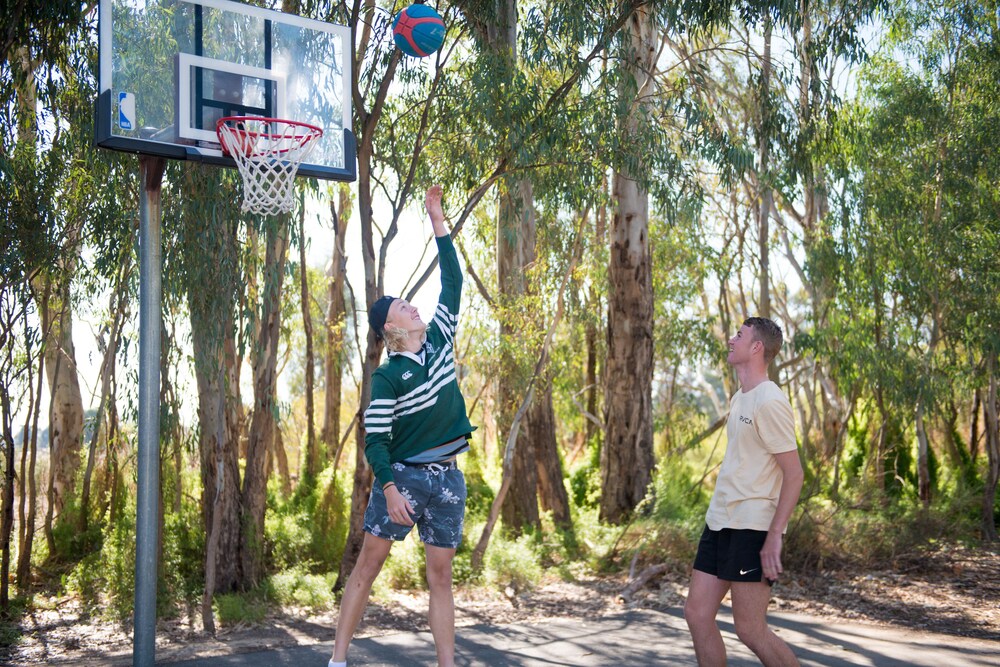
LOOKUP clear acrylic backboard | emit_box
[96,0,355,181]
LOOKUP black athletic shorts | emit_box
[692,524,774,585]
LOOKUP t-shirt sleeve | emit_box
[755,397,797,454]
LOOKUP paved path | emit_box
[169,606,1000,666]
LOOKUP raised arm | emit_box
[425,185,447,238]
[425,185,462,339]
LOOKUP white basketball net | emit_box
[216,117,323,217]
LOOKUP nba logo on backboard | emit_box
[118,92,135,131]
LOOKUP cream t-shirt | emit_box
[705,380,798,532]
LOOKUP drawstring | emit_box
[425,462,448,474]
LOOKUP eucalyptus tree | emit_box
[2,3,135,559]
[601,3,658,523]
[169,164,247,595]
[8,39,87,538]
[321,185,354,466]
[834,0,1000,522]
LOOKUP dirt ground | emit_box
[3,543,998,665]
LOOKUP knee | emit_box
[733,619,767,649]
[684,597,714,630]
[425,559,454,589]
[352,549,389,584]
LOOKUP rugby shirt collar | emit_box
[388,347,426,366]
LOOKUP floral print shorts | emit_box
[364,461,466,549]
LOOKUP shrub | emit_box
[482,531,543,593]
[214,591,268,626]
[268,566,337,611]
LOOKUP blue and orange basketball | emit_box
[392,4,445,58]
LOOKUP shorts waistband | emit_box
[400,459,457,472]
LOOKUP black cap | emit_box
[368,295,397,340]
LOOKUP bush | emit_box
[266,465,351,572]
[267,567,337,611]
[160,498,206,613]
[0,596,28,649]
[787,483,983,572]
[481,531,543,593]
[214,591,268,626]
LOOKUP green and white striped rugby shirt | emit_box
[363,235,475,488]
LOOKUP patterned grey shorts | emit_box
[364,462,467,549]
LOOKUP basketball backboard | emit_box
[97,0,355,181]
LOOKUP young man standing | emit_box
[329,185,473,667]
[684,317,804,667]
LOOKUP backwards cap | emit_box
[368,295,397,340]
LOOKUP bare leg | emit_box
[730,581,800,667]
[684,569,730,667]
[425,543,457,667]
[331,534,393,662]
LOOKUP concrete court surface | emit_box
[169,606,1000,667]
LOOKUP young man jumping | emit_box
[684,317,804,667]
[329,185,474,667]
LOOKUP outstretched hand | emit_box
[425,185,446,236]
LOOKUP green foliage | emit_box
[0,596,29,649]
[160,499,206,610]
[48,500,100,562]
[462,464,496,524]
[266,465,351,572]
[481,531,544,593]
[788,484,983,571]
[569,465,600,510]
[61,494,136,622]
[214,591,268,626]
[649,455,709,525]
[266,567,337,611]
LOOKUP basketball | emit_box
[392,4,445,58]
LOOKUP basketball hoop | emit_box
[216,116,324,216]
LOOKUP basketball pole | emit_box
[134,146,165,667]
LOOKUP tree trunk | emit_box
[532,385,571,530]
[273,420,292,497]
[337,337,377,592]
[14,47,83,547]
[584,296,600,450]
[498,178,540,534]
[184,168,244,594]
[757,13,773,324]
[240,218,290,588]
[17,332,43,588]
[982,357,999,542]
[601,5,656,524]
[971,388,982,462]
[584,188,607,453]
[40,275,85,532]
[322,187,351,464]
[299,205,320,485]
[79,259,129,534]
[485,0,543,534]
[1,385,16,609]
[915,400,932,507]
